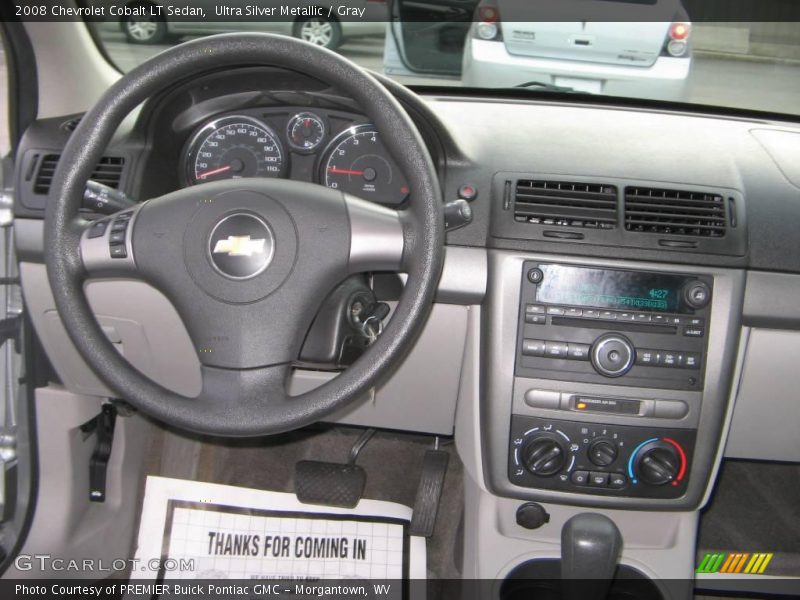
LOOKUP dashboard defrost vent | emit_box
[33,154,126,195]
[514,180,618,229]
[624,187,726,237]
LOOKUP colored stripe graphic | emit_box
[696,552,774,575]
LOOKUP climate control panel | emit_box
[508,415,695,499]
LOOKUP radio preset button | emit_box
[636,349,656,365]
[599,311,617,320]
[565,308,583,317]
[544,342,569,358]
[522,339,546,357]
[618,312,635,321]
[546,307,565,316]
[584,310,600,318]
[567,343,591,361]
[652,315,667,324]
[684,353,701,369]
[525,304,546,314]
[635,313,652,322]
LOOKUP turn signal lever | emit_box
[561,513,622,600]
[83,180,136,215]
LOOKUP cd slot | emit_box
[552,316,678,335]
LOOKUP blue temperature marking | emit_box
[628,438,659,484]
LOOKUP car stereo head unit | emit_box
[533,264,711,314]
[517,262,712,392]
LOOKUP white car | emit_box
[462,0,692,100]
[96,0,387,49]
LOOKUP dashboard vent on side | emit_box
[624,187,726,237]
[33,154,126,195]
[514,180,618,229]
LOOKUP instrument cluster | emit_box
[182,108,410,206]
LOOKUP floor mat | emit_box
[698,459,800,577]
[148,425,464,579]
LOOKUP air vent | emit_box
[624,187,726,237]
[33,154,125,195]
[513,180,618,229]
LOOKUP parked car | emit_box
[462,0,692,100]
[95,0,387,48]
[384,0,692,100]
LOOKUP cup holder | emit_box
[500,559,665,600]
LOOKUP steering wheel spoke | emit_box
[79,205,142,278]
[345,194,405,273]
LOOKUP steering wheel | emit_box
[44,34,444,436]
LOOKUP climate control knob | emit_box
[591,334,635,378]
[588,439,618,467]
[521,435,567,476]
[633,441,681,485]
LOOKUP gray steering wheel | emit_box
[44,34,444,436]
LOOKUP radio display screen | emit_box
[534,264,692,313]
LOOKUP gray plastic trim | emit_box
[743,270,800,329]
[724,328,800,462]
[482,250,745,510]
[5,386,152,579]
[345,193,403,273]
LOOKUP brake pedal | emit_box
[294,428,374,509]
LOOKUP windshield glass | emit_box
[79,2,800,115]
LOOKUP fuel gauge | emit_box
[287,112,326,152]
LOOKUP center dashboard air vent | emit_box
[33,154,126,195]
[624,186,727,237]
[513,179,618,229]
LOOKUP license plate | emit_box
[555,77,603,94]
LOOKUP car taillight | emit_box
[669,22,691,41]
[664,22,691,57]
[474,3,502,41]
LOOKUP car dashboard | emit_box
[11,62,800,585]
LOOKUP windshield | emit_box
[58,2,800,115]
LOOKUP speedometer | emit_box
[321,125,409,205]
[185,116,285,185]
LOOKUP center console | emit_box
[483,252,745,510]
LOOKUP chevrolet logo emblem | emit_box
[212,235,266,257]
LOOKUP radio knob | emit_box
[588,439,618,467]
[521,435,567,476]
[684,280,711,309]
[633,442,680,486]
[591,334,635,378]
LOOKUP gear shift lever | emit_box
[561,513,623,600]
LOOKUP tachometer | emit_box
[185,116,285,185]
[321,125,409,205]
